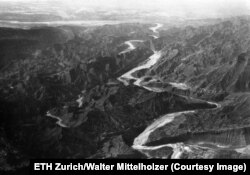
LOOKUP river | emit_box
[119,40,144,55]
[149,23,163,39]
[117,23,221,158]
[117,23,163,86]
[44,22,221,158]
[46,112,68,128]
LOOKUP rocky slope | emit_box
[0,16,250,172]
[147,17,250,99]
[130,16,250,158]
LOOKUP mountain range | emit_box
[0,11,250,173]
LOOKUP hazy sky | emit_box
[0,0,249,18]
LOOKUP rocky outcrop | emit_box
[1,16,250,171]
[147,18,250,100]
[136,93,250,158]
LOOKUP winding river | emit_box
[45,23,222,158]
[117,23,164,86]
[149,23,163,39]
[46,112,68,128]
[117,23,221,158]
[118,50,162,86]
[119,40,144,55]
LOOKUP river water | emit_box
[44,22,221,158]
[119,40,144,55]
[46,112,68,128]
[117,23,221,158]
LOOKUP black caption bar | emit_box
[30,159,249,175]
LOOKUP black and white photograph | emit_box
[0,0,250,173]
